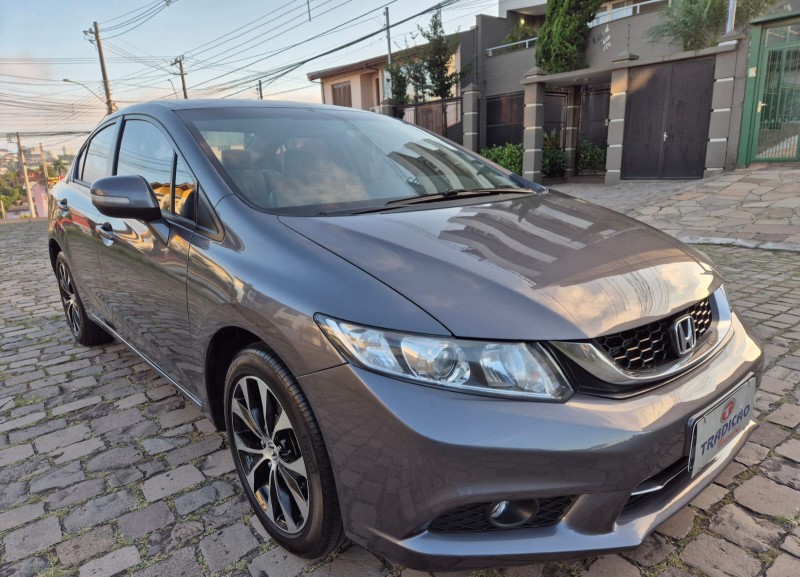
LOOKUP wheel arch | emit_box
[49,238,63,272]
[204,325,277,430]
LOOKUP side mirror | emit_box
[90,175,162,221]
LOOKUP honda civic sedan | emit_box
[47,100,762,571]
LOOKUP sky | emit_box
[0,0,499,155]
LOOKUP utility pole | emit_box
[39,143,50,194]
[15,133,36,219]
[385,7,393,66]
[171,55,188,99]
[258,80,263,100]
[91,22,115,115]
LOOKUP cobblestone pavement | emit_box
[556,165,800,251]
[1,217,799,577]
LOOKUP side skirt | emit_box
[89,313,203,407]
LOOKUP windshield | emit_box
[178,107,534,215]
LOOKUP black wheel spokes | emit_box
[231,375,310,535]
[57,261,81,336]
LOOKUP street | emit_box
[1,171,800,577]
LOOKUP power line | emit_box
[99,0,164,25]
[101,0,176,37]
[190,0,429,92]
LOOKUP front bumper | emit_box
[297,313,762,571]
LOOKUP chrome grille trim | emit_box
[552,286,733,385]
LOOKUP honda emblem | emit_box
[671,315,697,357]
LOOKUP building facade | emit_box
[309,1,800,183]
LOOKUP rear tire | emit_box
[55,253,112,346]
[224,344,344,558]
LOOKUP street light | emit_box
[63,78,114,112]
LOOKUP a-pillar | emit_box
[605,69,628,185]
[564,87,581,176]
[522,70,547,183]
[462,84,480,152]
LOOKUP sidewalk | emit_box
[556,165,800,251]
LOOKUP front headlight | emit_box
[316,315,572,402]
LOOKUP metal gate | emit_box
[622,58,714,179]
[485,92,524,147]
[394,97,463,142]
[579,85,610,148]
[750,24,800,162]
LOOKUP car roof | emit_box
[110,99,370,118]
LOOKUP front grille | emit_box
[595,299,713,372]
[428,496,574,533]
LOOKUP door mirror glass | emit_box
[90,175,162,221]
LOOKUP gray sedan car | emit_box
[47,100,762,571]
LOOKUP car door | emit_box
[56,121,118,322]
[96,116,197,385]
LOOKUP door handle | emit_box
[758,101,768,113]
[97,222,114,241]
[663,131,669,142]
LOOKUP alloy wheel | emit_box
[57,260,81,337]
[230,375,310,534]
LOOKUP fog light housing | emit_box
[486,499,539,528]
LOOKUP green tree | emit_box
[648,0,778,51]
[736,0,780,31]
[418,10,461,99]
[503,21,539,45]
[385,62,409,105]
[0,172,24,212]
[51,158,67,177]
[404,56,429,103]
[536,0,603,73]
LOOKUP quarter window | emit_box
[174,156,198,221]
[116,120,175,213]
[80,124,116,184]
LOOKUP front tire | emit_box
[224,345,344,558]
[55,253,112,346]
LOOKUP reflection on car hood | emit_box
[279,192,721,340]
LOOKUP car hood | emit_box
[279,192,721,340]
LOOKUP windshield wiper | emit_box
[385,187,530,206]
[316,188,530,216]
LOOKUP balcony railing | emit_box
[588,0,667,28]
[485,37,537,58]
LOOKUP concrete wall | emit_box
[499,0,547,18]
[482,48,536,97]
[583,11,672,68]
[706,44,750,176]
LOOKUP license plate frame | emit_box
[688,375,757,478]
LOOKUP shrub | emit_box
[536,0,603,73]
[647,0,779,51]
[542,130,567,178]
[480,143,523,175]
[503,21,539,46]
[578,139,606,173]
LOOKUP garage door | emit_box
[622,58,715,179]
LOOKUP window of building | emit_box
[332,81,352,107]
[80,124,116,184]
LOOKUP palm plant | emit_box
[648,0,779,51]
